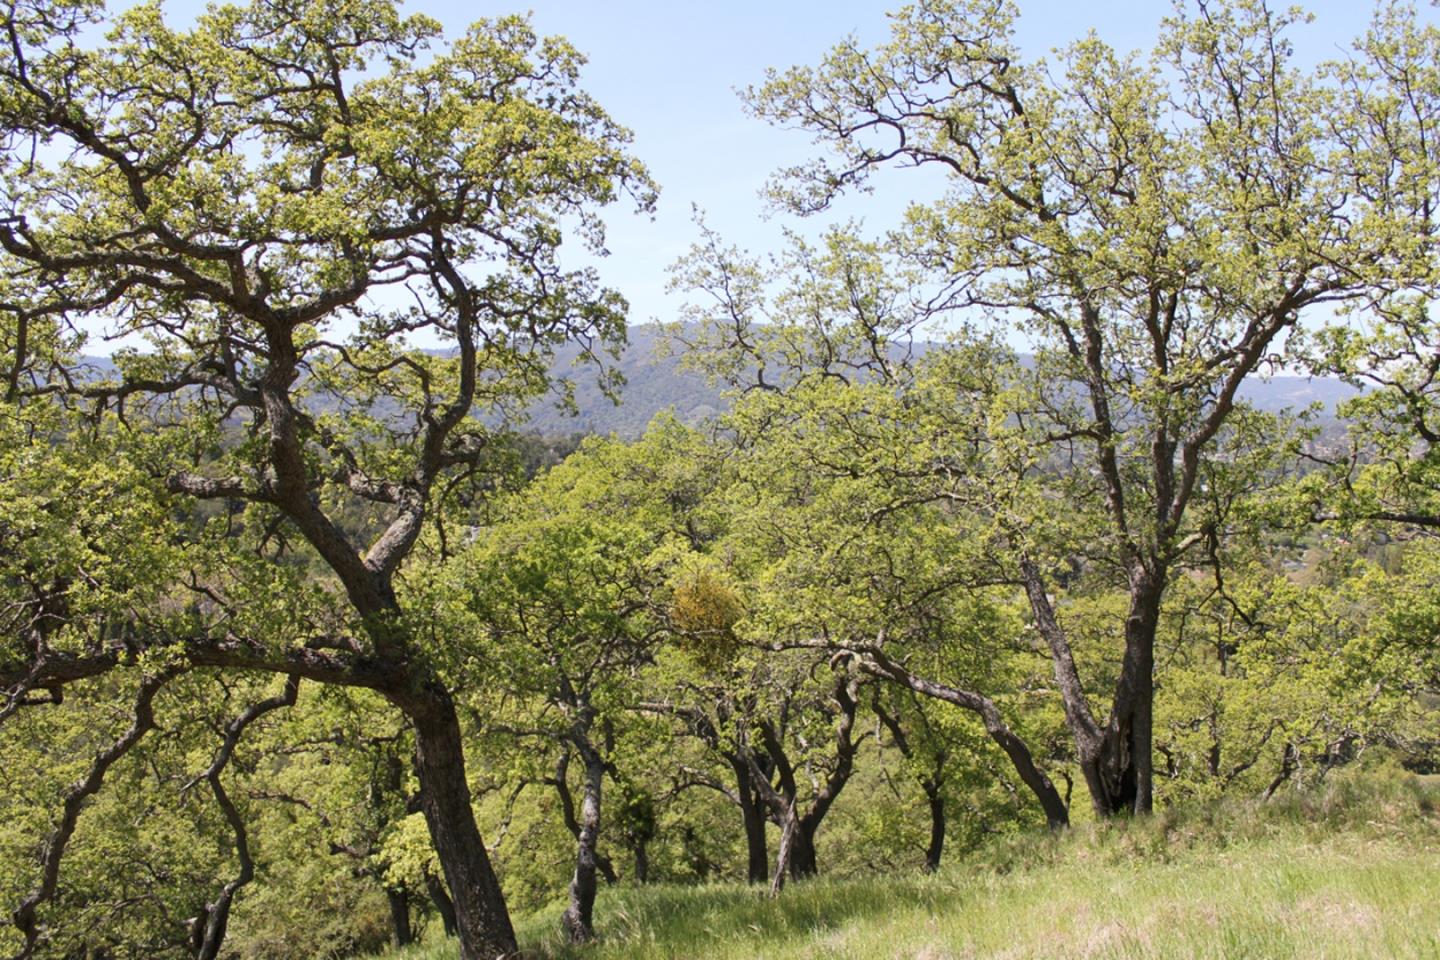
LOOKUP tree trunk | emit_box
[560,745,604,944]
[551,750,618,885]
[387,888,413,948]
[966,704,1071,828]
[1263,743,1299,800]
[1127,585,1157,816]
[408,694,517,960]
[1019,556,1167,820]
[768,674,859,883]
[632,840,649,885]
[769,806,798,897]
[1087,575,1163,817]
[729,756,769,885]
[871,697,948,871]
[923,781,945,872]
[787,821,818,880]
[1082,730,1138,818]
[425,871,458,938]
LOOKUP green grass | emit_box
[385,771,1440,960]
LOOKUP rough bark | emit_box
[408,695,517,960]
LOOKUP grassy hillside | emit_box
[383,769,1439,960]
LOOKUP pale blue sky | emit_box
[472,0,1422,328]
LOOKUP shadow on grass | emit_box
[514,872,958,960]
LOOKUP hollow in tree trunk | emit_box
[1080,580,1160,817]
[1023,557,1162,819]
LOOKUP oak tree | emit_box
[719,0,1436,815]
[0,0,652,955]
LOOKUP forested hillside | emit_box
[1,1,1438,959]
[522,327,1363,437]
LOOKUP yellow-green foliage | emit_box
[669,567,745,670]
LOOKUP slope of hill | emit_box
[519,325,724,437]
[383,770,1439,960]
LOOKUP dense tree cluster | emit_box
[1,0,1438,957]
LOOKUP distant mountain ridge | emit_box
[528,324,1360,437]
[79,324,1357,439]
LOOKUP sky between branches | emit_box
[104,0,1438,345]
